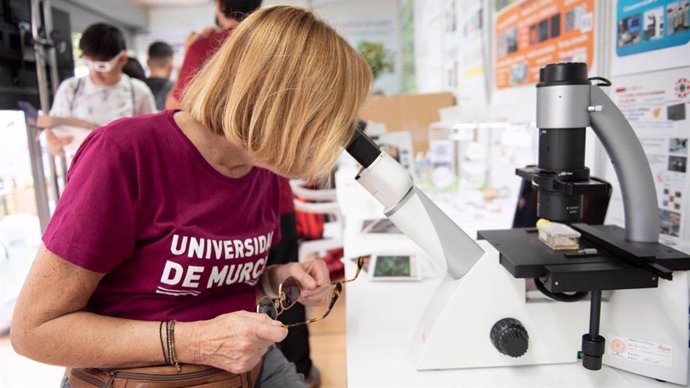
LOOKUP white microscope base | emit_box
[412,240,688,385]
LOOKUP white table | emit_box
[344,264,687,387]
[335,167,689,387]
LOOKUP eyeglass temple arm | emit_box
[283,283,343,328]
[340,257,364,283]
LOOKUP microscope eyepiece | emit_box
[532,62,593,222]
[538,63,590,87]
[345,121,381,168]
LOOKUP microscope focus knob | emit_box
[490,318,529,358]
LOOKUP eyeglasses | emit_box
[82,52,122,73]
[257,256,365,328]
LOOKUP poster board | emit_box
[493,0,595,89]
[611,0,690,76]
[359,92,456,153]
[605,68,690,245]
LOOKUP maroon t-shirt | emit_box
[43,110,281,322]
[171,29,230,101]
[277,178,294,215]
[172,27,296,214]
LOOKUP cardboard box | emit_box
[359,92,456,153]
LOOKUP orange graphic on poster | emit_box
[495,0,595,89]
[611,338,626,355]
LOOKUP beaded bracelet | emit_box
[166,320,181,373]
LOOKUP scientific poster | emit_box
[606,68,690,245]
[612,0,690,76]
[494,0,595,89]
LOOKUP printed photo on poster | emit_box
[668,155,688,173]
[667,101,687,120]
[612,0,690,75]
[617,0,689,56]
[659,209,682,237]
[494,0,595,89]
[669,137,688,154]
[662,187,684,212]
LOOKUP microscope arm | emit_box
[345,129,484,279]
[588,86,659,243]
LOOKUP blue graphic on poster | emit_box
[616,0,690,56]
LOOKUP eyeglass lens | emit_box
[257,297,278,320]
[280,277,300,309]
[256,256,365,327]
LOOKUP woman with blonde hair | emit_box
[11,6,371,388]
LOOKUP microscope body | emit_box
[346,63,690,384]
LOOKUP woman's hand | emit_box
[265,260,332,307]
[178,311,287,374]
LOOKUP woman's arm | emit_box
[11,245,287,372]
[11,245,168,368]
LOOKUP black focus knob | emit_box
[490,318,529,358]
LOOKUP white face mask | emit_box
[82,52,122,73]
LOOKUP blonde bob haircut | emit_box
[182,6,372,180]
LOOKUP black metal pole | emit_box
[589,290,601,335]
[582,290,605,370]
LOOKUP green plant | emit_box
[357,41,393,80]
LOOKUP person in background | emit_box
[45,23,156,157]
[11,6,371,387]
[123,56,147,81]
[165,0,262,110]
[145,41,175,111]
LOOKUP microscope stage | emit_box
[477,224,690,293]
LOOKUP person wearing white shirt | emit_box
[46,23,156,158]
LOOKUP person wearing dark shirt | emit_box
[145,41,174,111]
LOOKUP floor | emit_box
[0,291,349,388]
[307,287,348,388]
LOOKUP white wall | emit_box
[52,0,146,49]
[135,1,310,77]
[146,5,215,33]
[141,0,311,57]
[53,0,147,30]
[137,0,401,92]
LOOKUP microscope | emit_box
[345,63,690,384]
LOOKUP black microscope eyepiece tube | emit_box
[533,62,591,223]
[537,62,590,87]
[345,121,381,168]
